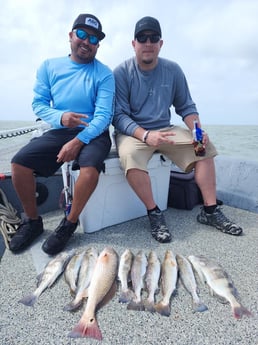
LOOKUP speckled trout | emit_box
[144,250,161,312]
[127,250,147,311]
[19,250,75,307]
[155,249,178,317]
[118,248,134,303]
[64,247,98,311]
[176,254,208,313]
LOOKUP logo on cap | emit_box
[85,17,99,30]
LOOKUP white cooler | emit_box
[62,152,171,233]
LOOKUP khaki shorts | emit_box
[115,126,218,174]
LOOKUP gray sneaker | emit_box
[148,209,172,243]
[197,206,243,235]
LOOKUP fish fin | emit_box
[119,289,134,304]
[212,293,228,304]
[154,302,171,317]
[192,301,208,313]
[36,272,44,286]
[18,293,37,307]
[96,280,117,311]
[68,318,102,340]
[233,305,252,319]
[127,300,145,311]
[63,299,83,312]
[69,288,76,296]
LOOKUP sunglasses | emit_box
[73,29,99,45]
[136,34,161,44]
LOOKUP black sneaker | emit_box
[9,217,44,253]
[42,217,78,255]
[148,209,172,243]
[197,206,243,235]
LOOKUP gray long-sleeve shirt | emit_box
[112,57,198,136]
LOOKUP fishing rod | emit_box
[0,121,51,139]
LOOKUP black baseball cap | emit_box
[72,14,105,40]
[134,16,162,38]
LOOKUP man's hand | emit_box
[57,138,84,163]
[61,112,89,128]
[145,130,175,147]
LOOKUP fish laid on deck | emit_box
[155,249,178,317]
[118,248,134,303]
[64,249,85,295]
[19,250,75,307]
[68,247,118,340]
[127,250,147,311]
[144,250,161,312]
[188,255,252,319]
[176,254,208,313]
[64,247,98,312]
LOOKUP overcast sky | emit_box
[1,0,257,125]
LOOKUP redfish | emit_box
[68,247,118,340]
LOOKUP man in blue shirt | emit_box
[10,14,115,255]
[113,16,242,243]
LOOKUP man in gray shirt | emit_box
[113,16,243,243]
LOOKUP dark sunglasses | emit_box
[73,29,99,45]
[136,34,161,44]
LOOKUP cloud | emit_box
[0,0,258,124]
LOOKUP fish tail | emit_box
[63,299,83,312]
[119,290,134,304]
[68,318,102,340]
[192,301,208,313]
[144,300,156,313]
[18,293,37,307]
[127,300,145,311]
[233,304,252,319]
[154,302,171,317]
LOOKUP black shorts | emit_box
[11,128,112,177]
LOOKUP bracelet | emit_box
[142,130,150,143]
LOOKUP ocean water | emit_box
[0,121,258,173]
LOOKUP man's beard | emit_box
[142,58,154,65]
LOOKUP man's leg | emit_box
[195,158,242,235]
[194,158,217,206]
[68,167,99,223]
[126,167,171,243]
[11,163,38,218]
[126,168,156,210]
[42,167,99,255]
[9,163,43,252]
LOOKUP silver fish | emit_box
[118,248,134,303]
[176,254,208,313]
[144,250,161,312]
[127,250,147,311]
[64,249,85,295]
[19,250,75,307]
[64,247,98,311]
[188,255,252,319]
[155,249,178,317]
[69,247,119,340]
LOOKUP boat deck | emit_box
[0,205,257,345]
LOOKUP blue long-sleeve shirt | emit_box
[113,57,198,136]
[32,56,115,144]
